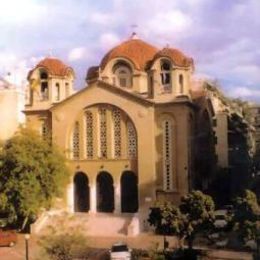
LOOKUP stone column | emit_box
[67,182,74,213]
[90,183,97,213]
[114,183,121,214]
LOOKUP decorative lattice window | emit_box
[127,121,137,158]
[85,111,93,158]
[112,109,121,158]
[72,121,80,159]
[163,120,173,191]
[99,108,107,158]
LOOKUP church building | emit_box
[24,34,215,234]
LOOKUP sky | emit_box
[0,0,260,102]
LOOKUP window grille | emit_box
[163,120,173,190]
[112,109,121,158]
[99,108,107,158]
[72,121,80,159]
[85,111,93,158]
[127,121,137,158]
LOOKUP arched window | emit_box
[112,109,121,158]
[99,108,107,158]
[55,83,60,101]
[65,82,70,97]
[72,121,80,159]
[85,111,93,158]
[160,60,171,92]
[114,63,132,88]
[40,70,48,101]
[163,119,173,191]
[127,121,137,158]
[179,74,184,94]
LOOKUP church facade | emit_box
[24,34,215,232]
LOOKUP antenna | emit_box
[130,24,139,39]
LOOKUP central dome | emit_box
[100,38,158,71]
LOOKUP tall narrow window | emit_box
[163,120,173,191]
[41,121,48,139]
[179,74,184,94]
[40,71,48,101]
[127,121,137,158]
[99,108,107,158]
[65,83,69,97]
[72,122,80,159]
[112,109,121,158]
[85,111,93,158]
[160,61,171,92]
[55,83,60,101]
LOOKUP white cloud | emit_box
[89,12,116,26]
[0,0,46,23]
[0,52,43,87]
[99,33,120,51]
[68,47,88,61]
[228,86,260,99]
[146,10,192,35]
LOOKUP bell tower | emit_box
[26,57,74,110]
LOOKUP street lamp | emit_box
[24,234,30,260]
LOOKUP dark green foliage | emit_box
[0,127,69,228]
[148,191,215,250]
[179,191,215,249]
[233,190,260,253]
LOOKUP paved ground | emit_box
[0,233,254,260]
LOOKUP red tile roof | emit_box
[28,57,74,79]
[153,47,193,67]
[100,39,159,70]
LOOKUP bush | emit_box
[38,223,90,260]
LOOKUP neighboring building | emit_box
[192,80,254,201]
[0,77,25,141]
[24,35,218,234]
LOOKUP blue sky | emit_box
[0,0,260,102]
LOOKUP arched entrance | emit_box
[73,172,90,212]
[96,172,114,212]
[121,171,138,213]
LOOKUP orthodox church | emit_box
[24,33,214,234]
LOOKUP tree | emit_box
[179,191,215,249]
[233,190,260,257]
[148,191,215,250]
[148,202,185,248]
[0,127,70,229]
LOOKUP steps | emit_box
[32,210,141,237]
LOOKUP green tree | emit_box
[233,190,260,256]
[148,202,185,244]
[0,127,69,229]
[179,191,215,249]
[148,191,215,250]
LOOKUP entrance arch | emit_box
[121,171,138,213]
[73,172,90,212]
[96,172,114,212]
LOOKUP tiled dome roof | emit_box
[28,57,74,79]
[153,48,193,67]
[100,38,158,70]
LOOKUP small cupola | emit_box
[27,57,75,107]
[149,47,194,100]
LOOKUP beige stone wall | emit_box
[154,103,194,204]
[50,82,157,211]
[0,88,25,141]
